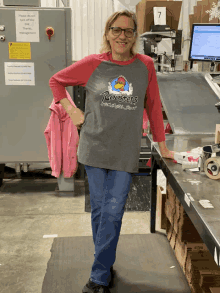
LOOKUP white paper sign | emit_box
[4,62,35,85]
[15,11,39,42]
[153,7,166,26]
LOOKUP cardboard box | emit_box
[165,183,220,293]
[200,271,220,289]
[136,0,181,35]
[174,237,187,272]
[165,200,175,227]
[186,252,217,275]
[166,183,176,207]
[166,217,173,242]
[170,223,177,249]
[167,184,203,242]
[178,213,203,243]
[166,183,202,242]
[210,288,220,293]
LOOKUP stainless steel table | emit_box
[150,133,220,267]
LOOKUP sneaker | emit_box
[82,278,111,293]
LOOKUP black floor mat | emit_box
[41,234,191,293]
[0,179,58,193]
[0,178,84,195]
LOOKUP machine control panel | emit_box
[0,25,5,41]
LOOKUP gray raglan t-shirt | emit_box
[49,52,166,173]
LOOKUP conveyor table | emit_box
[157,72,220,134]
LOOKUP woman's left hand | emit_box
[161,150,175,160]
[158,142,175,160]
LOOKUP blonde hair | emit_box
[100,10,140,56]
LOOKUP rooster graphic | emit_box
[108,75,133,96]
[114,76,126,91]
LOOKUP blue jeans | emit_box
[84,165,133,286]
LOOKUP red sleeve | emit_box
[49,54,96,104]
[145,57,166,142]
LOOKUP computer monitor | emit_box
[189,24,220,62]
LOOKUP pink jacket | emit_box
[44,89,79,178]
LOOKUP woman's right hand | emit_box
[69,107,85,130]
[76,110,85,130]
[76,120,84,130]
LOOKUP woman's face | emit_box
[106,15,136,58]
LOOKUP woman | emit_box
[49,10,175,293]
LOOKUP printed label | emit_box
[184,193,190,207]
[199,200,214,208]
[186,193,194,201]
[214,247,219,266]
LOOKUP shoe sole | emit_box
[82,283,110,293]
[82,285,93,293]
[82,286,110,293]
[82,268,114,292]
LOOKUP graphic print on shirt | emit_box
[100,75,138,111]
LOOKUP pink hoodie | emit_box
[44,89,79,178]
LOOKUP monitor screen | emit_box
[189,24,220,62]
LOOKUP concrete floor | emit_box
[0,178,166,293]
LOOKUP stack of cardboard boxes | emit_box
[157,184,220,293]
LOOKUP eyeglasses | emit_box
[109,27,136,38]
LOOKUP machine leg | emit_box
[150,154,159,233]
[0,164,5,187]
[15,163,22,179]
[215,124,220,144]
[57,171,75,191]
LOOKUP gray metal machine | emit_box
[140,24,179,72]
[0,0,73,189]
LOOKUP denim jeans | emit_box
[84,165,133,286]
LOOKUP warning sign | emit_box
[8,42,31,60]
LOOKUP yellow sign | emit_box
[8,42,31,60]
